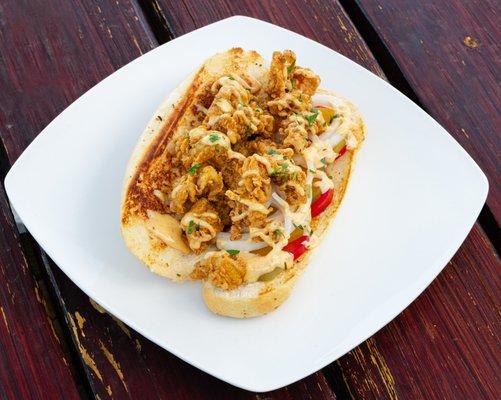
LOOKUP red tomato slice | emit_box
[283,235,309,260]
[335,145,347,159]
[311,188,334,218]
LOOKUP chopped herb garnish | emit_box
[287,60,296,74]
[299,93,303,102]
[187,220,196,234]
[291,79,296,89]
[208,133,219,142]
[290,171,298,180]
[274,229,284,237]
[308,168,316,173]
[327,175,333,179]
[304,108,319,126]
[267,148,281,156]
[270,162,290,177]
[229,75,235,80]
[187,163,202,175]
[226,249,240,256]
[239,102,246,108]
[293,223,304,230]
[321,157,327,165]
[176,273,181,277]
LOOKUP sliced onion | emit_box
[216,232,268,252]
[283,214,293,235]
[319,130,343,146]
[305,156,316,174]
[271,192,288,210]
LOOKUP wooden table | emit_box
[0,1,499,398]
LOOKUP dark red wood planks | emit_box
[0,187,81,398]
[354,0,501,223]
[0,0,499,398]
[328,224,500,399]
[148,0,501,398]
[0,0,337,398]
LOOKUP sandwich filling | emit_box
[123,49,361,291]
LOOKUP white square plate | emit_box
[5,16,488,392]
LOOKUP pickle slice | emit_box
[319,106,336,125]
[258,267,283,282]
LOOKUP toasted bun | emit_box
[121,49,269,281]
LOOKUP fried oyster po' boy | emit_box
[121,48,364,318]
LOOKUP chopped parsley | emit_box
[226,249,240,256]
[187,220,197,234]
[187,163,202,175]
[290,171,298,180]
[274,229,284,237]
[321,157,327,165]
[267,148,281,156]
[304,108,319,126]
[308,168,316,173]
[287,60,296,74]
[293,223,304,230]
[229,75,235,80]
[270,162,289,177]
[291,79,296,89]
[208,133,219,143]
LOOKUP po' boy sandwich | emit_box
[121,48,364,317]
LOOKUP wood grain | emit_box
[0,0,156,162]
[0,0,499,398]
[147,0,385,77]
[327,224,501,399]
[0,185,81,398]
[353,0,501,224]
[147,0,501,398]
[0,0,337,398]
[46,260,338,399]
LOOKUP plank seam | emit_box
[0,141,94,399]
[137,0,175,43]
[338,0,499,252]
